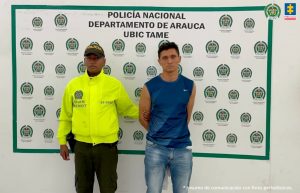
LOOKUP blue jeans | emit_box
[145,140,193,193]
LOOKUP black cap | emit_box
[84,44,105,58]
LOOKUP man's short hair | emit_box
[158,42,180,58]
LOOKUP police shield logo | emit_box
[44,41,54,53]
[32,17,43,29]
[146,66,157,78]
[219,14,233,31]
[226,133,237,145]
[77,61,86,74]
[55,14,68,28]
[230,44,241,58]
[217,64,230,80]
[250,131,264,145]
[136,42,146,55]
[244,18,255,32]
[103,65,111,75]
[216,109,230,123]
[133,130,144,144]
[20,82,34,97]
[193,67,204,80]
[228,89,239,103]
[178,64,182,75]
[33,104,46,119]
[32,61,45,76]
[265,4,281,19]
[135,87,142,98]
[55,64,66,76]
[206,40,219,57]
[123,62,136,76]
[112,39,125,54]
[56,108,61,119]
[43,129,54,143]
[158,40,170,48]
[202,129,216,144]
[20,37,33,51]
[66,38,79,52]
[204,86,217,101]
[254,41,268,57]
[252,87,266,102]
[20,125,33,142]
[44,86,55,98]
[182,43,193,56]
[241,68,252,81]
[240,112,251,126]
[74,90,83,99]
[193,111,204,125]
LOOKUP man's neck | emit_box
[160,72,178,82]
[87,71,100,77]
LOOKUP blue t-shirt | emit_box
[145,74,193,148]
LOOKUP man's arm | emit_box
[139,85,151,130]
[187,83,196,124]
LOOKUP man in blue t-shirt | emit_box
[139,42,196,193]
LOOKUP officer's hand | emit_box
[60,144,70,160]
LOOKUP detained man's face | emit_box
[158,48,181,74]
[84,54,106,76]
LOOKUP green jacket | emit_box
[57,70,138,145]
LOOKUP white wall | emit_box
[1,0,299,193]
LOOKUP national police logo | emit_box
[136,42,146,55]
[66,38,79,52]
[33,104,46,118]
[202,129,216,143]
[226,133,238,145]
[158,40,170,48]
[216,109,230,122]
[54,14,68,28]
[217,64,230,79]
[103,65,111,75]
[32,61,45,75]
[118,128,123,140]
[241,68,252,81]
[182,43,193,56]
[32,17,43,29]
[178,64,182,74]
[43,128,54,143]
[90,42,100,47]
[250,131,264,145]
[112,39,125,53]
[135,87,142,98]
[193,111,204,124]
[219,14,233,30]
[44,86,55,97]
[56,108,61,119]
[44,41,54,53]
[20,37,33,51]
[55,64,66,76]
[240,112,252,125]
[206,40,219,57]
[265,4,281,19]
[252,87,266,101]
[123,62,136,76]
[204,86,217,100]
[244,18,255,32]
[133,130,144,144]
[74,90,83,99]
[228,89,239,102]
[193,67,204,80]
[254,41,268,57]
[20,125,33,141]
[20,82,34,97]
[146,66,157,78]
[230,44,241,57]
[77,61,86,74]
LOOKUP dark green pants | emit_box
[74,141,118,193]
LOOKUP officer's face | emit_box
[84,54,105,76]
